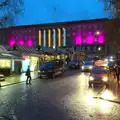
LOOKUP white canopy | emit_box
[0,45,9,54]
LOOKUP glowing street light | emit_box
[98,47,101,51]
[53,45,55,49]
[96,31,100,35]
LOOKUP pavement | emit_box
[0,71,39,87]
[108,72,120,101]
[0,65,68,87]
[0,70,120,120]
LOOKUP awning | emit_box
[15,44,37,53]
[43,48,55,53]
[0,55,11,59]
[0,45,9,54]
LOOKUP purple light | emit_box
[98,36,104,44]
[9,40,16,46]
[76,36,82,45]
[86,36,94,44]
[19,40,24,45]
[27,40,33,47]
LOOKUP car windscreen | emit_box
[91,68,107,74]
[42,62,55,67]
[71,60,80,63]
[84,61,93,65]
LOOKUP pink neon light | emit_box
[19,40,24,45]
[76,36,82,45]
[27,40,33,47]
[98,36,104,44]
[86,36,94,44]
[9,40,16,46]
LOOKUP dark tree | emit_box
[101,0,120,19]
[0,0,24,28]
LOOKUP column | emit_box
[43,30,46,47]
[53,29,56,48]
[63,28,66,47]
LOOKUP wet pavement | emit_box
[0,70,120,120]
[0,71,38,86]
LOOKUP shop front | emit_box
[0,58,12,76]
[22,56,39,72]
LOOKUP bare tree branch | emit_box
[0,0,24,28]
[101,0,120,18]
[0,0,8,8]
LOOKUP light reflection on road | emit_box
[66,72,118,117]
[101,90,116,100]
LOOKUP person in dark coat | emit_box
[26,66,31,84]
[115,62,120,85]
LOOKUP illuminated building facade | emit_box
[0,18,119,55]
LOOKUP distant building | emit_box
[0,18,119,55]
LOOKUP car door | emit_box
[55,61,63,75]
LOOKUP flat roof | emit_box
[10,18,109,29]
[0,18,110,30]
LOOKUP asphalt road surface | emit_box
[0,70,120,120]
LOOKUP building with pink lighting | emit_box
[0,18,119,55]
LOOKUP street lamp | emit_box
[98,47,101,51]
[96,31,100,35]
[53,46,55,49]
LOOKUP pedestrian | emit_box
[115,62,120,86]
[66,57,70,65]
[113,64,117,78]
[26,66,32,84]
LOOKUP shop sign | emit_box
[23,56,29,60]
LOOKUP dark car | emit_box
[39,60,64,78]
[69,60,83,69]
[107,62,115,72]
[81,61,93,71]
[89,67,109,87]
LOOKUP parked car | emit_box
[69,60,83,69]
[0,74,5,81]
[39,60,64,78]
[81,61,93,71]
[89,67,109,87]
[107,62,116,72]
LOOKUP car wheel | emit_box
[106,83,109,88]
[39,76,42,79]
[52,73,55,79]
[89,83,92,87]
[61,70,64,75]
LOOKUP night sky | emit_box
[16,0,108,26]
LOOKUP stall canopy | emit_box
[43,48,54,53]
[15,44,37,53]
[0,45,9,54]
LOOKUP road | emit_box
[0,70,120,120]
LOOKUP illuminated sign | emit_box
[39,30,42,46]
[58,28,61,47]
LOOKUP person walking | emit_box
[115,62,120,86]
[26,66,32,84]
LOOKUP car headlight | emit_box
[89,66,93,69]
[105,59,108,62]
[102,77,108,82]
[89,76,94,81]
[82,66,84,69]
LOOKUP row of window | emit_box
[75,46,105,51]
